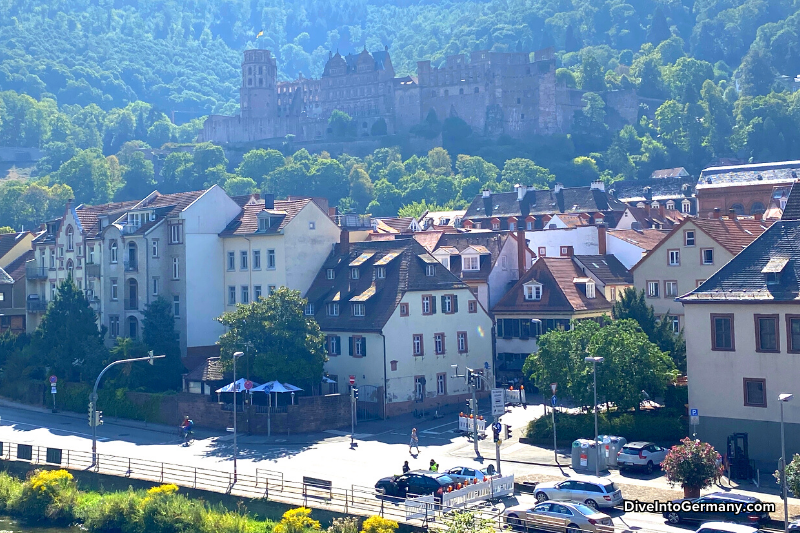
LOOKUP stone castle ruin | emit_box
[199,47,640,144]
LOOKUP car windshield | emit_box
[620,446,642,454]
[573,504,598,515]
[602,483,618,493]
[436,475,454,483]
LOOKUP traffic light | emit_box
[503,424,512,439]
[492,425,500,443]
[353,388,359,401]
[88,402,94,426]
[466,398,476,412]
[94,411,103,426]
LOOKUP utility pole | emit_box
[90,351,164,466]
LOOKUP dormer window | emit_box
[351,268,361,280]
[766,273,779,285]
[524,283,542,301]
[326,269,335,280]
[426,264,436,277]
[682,199,691,213]
[463,256,479,271]
[376,266,386,279]
[762,257,788,286]
[259,217,270,231]
[585,281,596,298]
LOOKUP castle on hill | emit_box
[199,47,640,144]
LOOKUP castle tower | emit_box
[240,49,277,119]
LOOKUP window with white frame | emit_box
[327,303,339,316]
[254,285,262,300]
[665,280,678,297]
[413,334,423,356]
[685,231,695,246]
[682,199,691,214]
[672,317,680,333]
[66,226,74,250]
[457,331,468,352]
[376,266,385,279]
[524,283,542,301]
[304,303,314,315]
[268,285,276,295]
[170,224,182,244]
[425,264,435,276]
[351,268,360,280]
[240,251,248,270]
[172,258,179,280]
[228,286,236,305]
[109,316,120,338]
[173,295,180,317]
[326,269,335,280]
[437,374,446,395]
[267,249,276,269]
[647,280,660,297]
[668,249,680,266]
[152,277,159,296]
[241,285,249,304]
[666,200,675,210]
[111,279,118,300]
[50,282,56,300]
[434,333,444,354]
[253,250,261,269]
[442,295,453,313]
[151,240,158,257]
[585,281,596,298]
[227,251,235,271]
[462,256,479,270]
[702,248,714,265]
[110,241,118,263]
[352,303,365,317]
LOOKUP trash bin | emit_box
[598,435,627,467]
[571,439,608,473]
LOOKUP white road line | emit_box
[0,418,110,441]
[421,420,459,434]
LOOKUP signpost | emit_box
[49,376,57,413]
[491,388,505,416]
[551,384,558,464]
[690,408,699,438]
[349,375,356,386]
[244,380,253,391]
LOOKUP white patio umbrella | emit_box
[216,378,259,393]
[250,380,304,406]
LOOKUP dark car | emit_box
[663,493,770,526]
[374,470,455,500]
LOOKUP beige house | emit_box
[0,231,36,334]
[631,216,771,332]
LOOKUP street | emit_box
[0,400,786,533]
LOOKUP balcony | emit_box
[26,266,48,280]
[26,299,48,312]
[86,263,101,278]
[124,260,138,272]
[124,298,138,311]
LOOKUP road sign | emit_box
[51,386,57,394]
[491,388,505,416]
[550,383,557,394]
[690,408,699,417]
[244,380,253,390]
[349,375,356,385]
[550,395,557,407]
[49,375,57,384]
[690,415,699,425]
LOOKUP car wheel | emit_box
[567,523,581,533]
[584,499,598,510]
[536,492,549,503]
[666,512,681,524]
[506,514,523,531]
[646,461,654,475]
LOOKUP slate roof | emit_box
[3,250,33,282]
[0,232,28,261]
[433,232,508,282]
[697,161,800,189]
[623,206,688,229]
[184,356,225,382]
[612,176,696,202]
[75,201,138,238]
[0,267,12,284]
[114,190,208,236]
[463,186,627,221]
[781,182,800,221]
[650,167,689,179]
[607,229,669,251]
[305,240,468,332]
[679,220,800,302]
[492,257,612,314]
[573,255,633,285]
[690,218,772,255]
[220,198,311,236]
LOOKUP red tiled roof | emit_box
[75,201,139,238]
[377,217,415,233]
[413,231,444,252]
[220,198,312,236]
[607,229,668,251]
[691,218,773,255]
[3,250,33,282]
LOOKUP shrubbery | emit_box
[525,410,687,445]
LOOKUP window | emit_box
[326,269,335,280]
[413,334,424,356]
[437,373,446,395]
[227,252,235,271]
[327,303,339,316]
[524,283,542,301]
[254,285,262,300]
[151,240,159,258]
[743,378,767,407]
[457,331,468,353]
[241,285,249,304]
[442,295,454,313]
[228,286,236,305]
[59,246,64,258]
[434,333,445,354]
[268,285,276,295]
[240,251,248,270]
[668,249,680,266]
[152,278,159,296]
[253,250,261,270]
[304,303,314,316]
[702,248,714,265]
[110,279,118,300]
[327,335,341,355]
[88,246,94,264]
[585,281,596,298]
[468,300,477,313]
[309,221,316,230]
[173,295,180,317]
[672,317,680,334]
[49,250,54,268]
[609,286,617,301]
[711,314,734,350]
[666,200,675,210]
[77,244,83,257]
[787,315,800,353]
[267,249,276,269]
[109,316,120,338]
[50,282,56,300]
[351,268,360,280]
[259,218,269,232]
[755,314,779,352]
[66,226,74,251]
[110,241,118,263]
[462,256,479,270]
[170,224,182,244]
[491,221,500,230]
[352,303,365,317]
[647,281,660,298]
[422,295,435,315]
[172,258,179,280]
[682,199,691,214]
[350,336,365,357]
[376,266,386,279]
[538,247,546,257]
[426,264,436,276]
[665,281,678,297]
[696,279,705,288]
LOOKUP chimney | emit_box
[645,203,651,217]
[553,183,564,194]
[728,208,737,220]
[482,190,492,198]
[713,207,721,219]
[263,193,275,209]
[517,229,527,277]
[597,223,607,255]
[515,184,525,201]
[590,180,605,192]
[659,204,665,218]
[340,228,350,255]
[754,212,763,221]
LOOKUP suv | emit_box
[663,493,770,526]
[533,477,623,509]
[617,442,668,474]
[375,470,454,500]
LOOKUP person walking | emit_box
[409,428,420,454]
[402,460,410,474]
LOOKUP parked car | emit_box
[533,477,623,509]
[374,470,454,500]
[504,501,614,533]
[616,441,668,474]
[789,519,800,533]
[695,522,765,533]
[663,493,770,526]
[445,466,492,484]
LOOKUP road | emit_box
[0,402,759,533]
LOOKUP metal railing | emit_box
[86,263,101,278]
[25,266,48,279]
[124,259,138,272]
[26,299,48,312]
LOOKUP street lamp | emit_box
[585,356,604,478]
[232,351,244,483]
[779,393,793,533]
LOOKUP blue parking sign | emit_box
[690,408,698,417]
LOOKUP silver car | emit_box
[504,501,614,533]
[445,466,492,484]
[616,441,668,474]
[534,477,623,509]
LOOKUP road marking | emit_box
[0,418,110,441]
[323,430,374,438]
[421,420,459,434]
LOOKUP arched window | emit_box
[666,200,675,210]
[127,279,138,310]
[682,199,691,214]
[128,316,138,339]
[247,66,252,75]
[731,204,745,216]
[110,240,118,263]
[750,202,765,215]
[66,259,74,278]
[66,226,74,251]
[127,242,137,270]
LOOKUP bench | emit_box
[302,476,332,501]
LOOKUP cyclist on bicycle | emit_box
[180,416,194,444]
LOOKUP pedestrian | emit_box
[402,460,410,474]
[429,459,438,472]
[714,455,722,485]
[409,428,419,454]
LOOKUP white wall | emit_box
[525,226,599,258]
[322,333,386,392]
[606,234,645,270]
[487,237,534,310]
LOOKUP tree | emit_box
[663,438,721,494]
[116,151,155,201]
[236,149,285,183]
[139,297,184,391]
[329,110,354,138]
[370,118,388,136]
[216,287,326,389]
[647,7,672,45]
[739,48,775,97]
[311,159,349,204]
[777,454,800,497]
[564,25,582,52]
[578,54,607,92]
[427,147,452,175]
[0,226,13,234]
[348,166,374,212]
[410,109,442,139]
[501,158,554,189]
[29,278,107,382]
[51,148,114,203]
[222,176,258,196]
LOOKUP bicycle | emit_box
[179,426,194,446]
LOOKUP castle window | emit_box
[459,88,464,94]
[517,97,521,104]
[474,87,479,94]
[258,78,263,86]
[258,66,263,74]
[247,66,252,75]
[248,78,253,86]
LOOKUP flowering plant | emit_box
[662,437,721,490]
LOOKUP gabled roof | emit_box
[573,255,633,285]
[650,167,689,179]
[612,175,695,202]
[0,231,28,261]
[184,356,225,382]
[3,250,33,282]
[607,228,668,252]
[781,182,800,221]
[463,186,627,220]
[113,190,208,236]
[680,220,800,302]
[0,266,12,284]
[413,231,444,252]
[74,201,139,238]
[697,161,800,189]
[492,257,612,314]
[375,217,417,233]
[305,240,468,332]
[220,198,312,236]
[433,231,509,282]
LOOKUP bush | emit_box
[79,489,144,533]
[11,469,78,523]
[775,453,800,497]
[662,438,721,489]
[200,504,274,533]
[360,516,398,533]
[328,517,360,533]
[525,410,687,445]
[141,487,204,533]
[274,507,320,533]
[0,472,22,511]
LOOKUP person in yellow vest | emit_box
[429,459,439,472]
